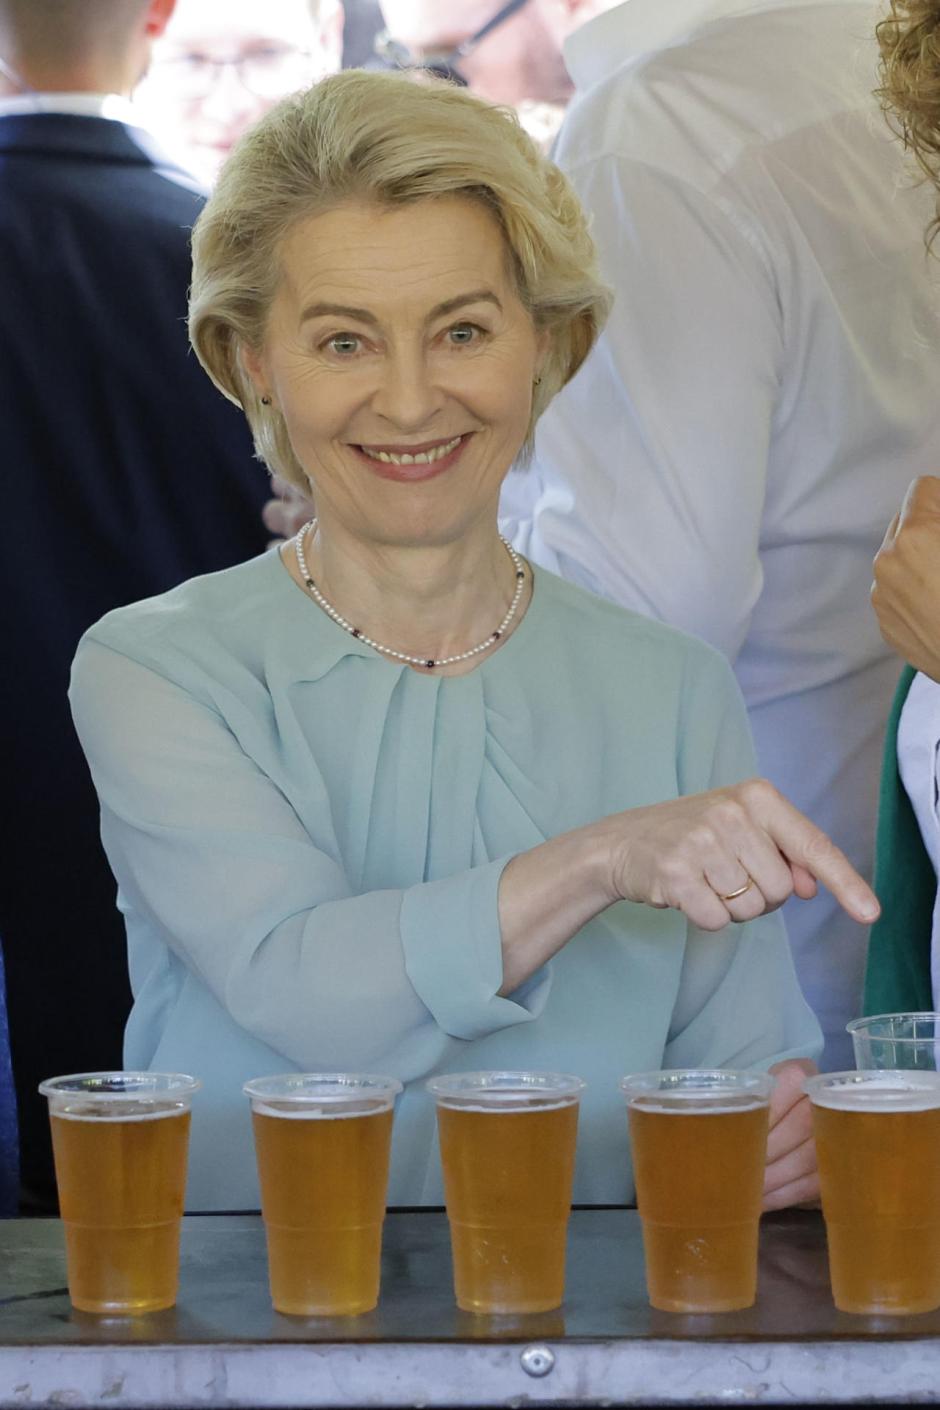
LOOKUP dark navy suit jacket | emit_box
[0,113,271,1209]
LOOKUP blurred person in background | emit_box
[0,0,270,1211]
[500,0,940,1070]
[374,0,571,145]
[866,0,940,1015]
[135,0,343,185]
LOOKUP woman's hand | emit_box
[497,777,878,996]
[763,1058,819,1211]
[604,777,880,932]
[872,475,940,681]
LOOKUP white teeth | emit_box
[362,435,461,466]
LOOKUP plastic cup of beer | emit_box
[243,1072,401,1316]
[38,1070,199,1314]
[847,1012,940,1071]
[427,1070,584,1314]
[806,1069,940,1314]
[621,1069,773,1314]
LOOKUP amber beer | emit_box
[428,1071,584,1314]
[807,1070,940,1315]
[39,1072,199,1314]
[622,1071,773,1313]
[244,1074,401,1316]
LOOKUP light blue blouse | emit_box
[70,552,821,1210]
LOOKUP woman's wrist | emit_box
[574,812,640,909]
[496,823,628,996]
[537,821,627,916]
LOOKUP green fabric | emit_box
[863,665,935,1014]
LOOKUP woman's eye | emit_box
[325,333,361,356]
[447,322,482,346]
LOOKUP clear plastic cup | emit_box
[621,1069,774,1313]
[243,1072,401,1315]
[428,1070,584,1313]
[806,1069,940,1314]
[39,1071,199,1313]
[847,1012,940,1071]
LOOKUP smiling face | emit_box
[246,195,547,551]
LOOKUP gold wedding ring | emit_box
[719,880,753,902]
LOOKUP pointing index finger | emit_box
[748,785,880,924]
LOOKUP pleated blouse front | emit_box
[70,550,821,1209]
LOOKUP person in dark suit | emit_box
[0,0,270,1211]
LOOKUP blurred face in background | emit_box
[136,0,343,183]
[377,0,571,109]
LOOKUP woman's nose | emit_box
[371,351,444,431]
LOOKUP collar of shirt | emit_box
[0,91,140,122]
[563,0,855,92]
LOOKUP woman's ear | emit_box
[240,343,271,404]
[534,325,552,384]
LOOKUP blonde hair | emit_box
[877,0,940,246]
[189,69,611,491]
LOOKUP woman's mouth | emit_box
[353,434,469,481]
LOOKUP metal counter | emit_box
[2,1209,940,1407]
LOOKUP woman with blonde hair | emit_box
[71,70,877,1210]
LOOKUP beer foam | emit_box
[434,1097,578,1113]
[250,1101,389,1119]
[628,1097,767,1115]
[51,1102,188,1122]
[810,1074,940,1113]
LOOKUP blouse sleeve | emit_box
[69,639,549,1080]
[663,646,824,1069]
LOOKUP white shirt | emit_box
[502,0,940,1068]
[897,674,940,1006]
[0,92,140,122]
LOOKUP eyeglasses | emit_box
[154,45,317,101]
[373,0,530,87]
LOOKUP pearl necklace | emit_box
[293,519,527,669]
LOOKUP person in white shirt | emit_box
[867,0,940,1014]
[502,0,940,1068]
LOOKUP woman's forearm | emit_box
[496,782,880,997]
[497,824,617,995]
